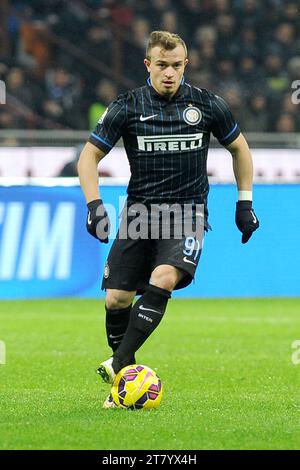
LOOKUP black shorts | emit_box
[102,213,204,294]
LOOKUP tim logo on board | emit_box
[0,186,102,299]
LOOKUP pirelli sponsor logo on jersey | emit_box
[137,133,203,152]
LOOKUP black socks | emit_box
[105,305,132,351]
[105,304,135,366]
[113,285,171,370]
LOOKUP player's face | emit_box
[144,45,188,98]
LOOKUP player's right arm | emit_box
[77,142,106,204]
[77,142,110,243]
[78,96,127,242]
[78,96,126,203]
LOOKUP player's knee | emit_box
[105,289,135,310]
[150,265,182,292]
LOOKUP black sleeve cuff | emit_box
[219,125,241,147]
[88,135,111,153]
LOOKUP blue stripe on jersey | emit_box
[91,133,112,148]
[220,123,238,143]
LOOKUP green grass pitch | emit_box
[0,298,300,450]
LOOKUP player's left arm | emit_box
[227,133,253,193]
[210,91,259,244]
[227,134,260,244]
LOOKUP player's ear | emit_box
[144,58,151,72]
[184,58,189,67]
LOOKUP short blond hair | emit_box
[146,31,188,60]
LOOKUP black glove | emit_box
[235,200,259,244]
[86,199,110,243]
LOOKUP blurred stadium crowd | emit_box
[0,0,300,132]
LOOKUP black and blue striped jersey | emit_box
[88,79,240,207]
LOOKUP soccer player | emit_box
[77,31,259,408]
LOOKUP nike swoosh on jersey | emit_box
[139,305,162,315]
[183,256,196,266]
[140,114,158,121]
[109,333,124,339]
